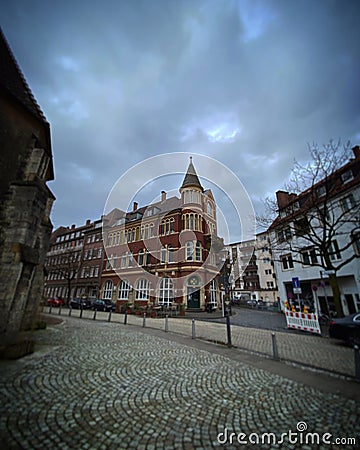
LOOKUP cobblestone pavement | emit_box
[0,316,359,449]
[51,307,357,378]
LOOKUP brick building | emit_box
[0,28,55,350]
[45,219,104,302]
[101,158,222,311]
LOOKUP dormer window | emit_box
[317,185,326,197]
[341,169,353,184]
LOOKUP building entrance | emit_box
[187,287,200,309]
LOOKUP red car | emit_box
[47,298,65,307]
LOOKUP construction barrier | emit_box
[285,311,321,335]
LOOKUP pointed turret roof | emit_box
[0,27,47,124]
[180,157,204,191]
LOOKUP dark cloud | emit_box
[2,0,360,235]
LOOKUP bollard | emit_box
[165,314,169,332]
[69,307,72,317]
[49,305,52,314]
[354,345,360,381]
[226,315,232,348]
[192,318,196,339]
[271,332,279,360]
[108,311,112,322]
[124,310,128,325]
[93,309,97,320]
[143,313,146,328]
[80,306,83,319]
[58,306,62,316]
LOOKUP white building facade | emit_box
[270,147,360,316]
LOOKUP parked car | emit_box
[329,313,360,346]
[104,300,116,312]
[93,299,106,311]
[47,297,65,307]
[70,298,92,309]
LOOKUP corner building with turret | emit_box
[101,158,223,312]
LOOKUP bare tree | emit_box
[46,246,82,306]
[259,139,360,317]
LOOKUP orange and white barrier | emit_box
[285,311,321,335]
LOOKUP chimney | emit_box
[86,219,91,226]
[161,191,167,202]
[71,224,75,229]
[133,201,138,211]
[352,145,360,159]
[276,190,291,209]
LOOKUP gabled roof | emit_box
[180,157,204,191]
[0,27,47,124]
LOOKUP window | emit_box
[118,279,130,300]
[160,246,167,263]
[209,279,218,305]
[183,213,201,231]
[128,252,134,267]
[277,226,292,243]
[301,248,318,265]
[266,281,274,288]
[161,218,175,235]
[340,194,356,213]
[294,218,310,236]
[186,241,194,260]
[281,254,294,270]
[136,279,150,300]
[138,249,144,266]
[184,190,201,204]
[103,281,113,300]
[354,233,360,256]
[207,201,214,217]
[121,252,127,268]
[168,244,174,263]
[317,185,326,197]
[195,241,202,261]
[158,278,173,306]
[329,240,341,261]
[341,169,353,184]
[186,241,201,261]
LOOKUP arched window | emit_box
[207,201,213,216]
[103,280,113,300]
[136,279,150,300]
[158,278,174,306]
[107,234,113,246]
[138,249,144,266]
[118,279,130,300]
[186,241,194,260]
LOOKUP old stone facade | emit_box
[0,28,55,348]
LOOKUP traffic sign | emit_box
[292,277,300,288]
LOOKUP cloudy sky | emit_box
[2,0,360,240]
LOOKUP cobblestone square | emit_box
[0,316,359,449]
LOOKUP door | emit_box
[187,287,200,308]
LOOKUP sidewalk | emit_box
[43,306,357,379]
